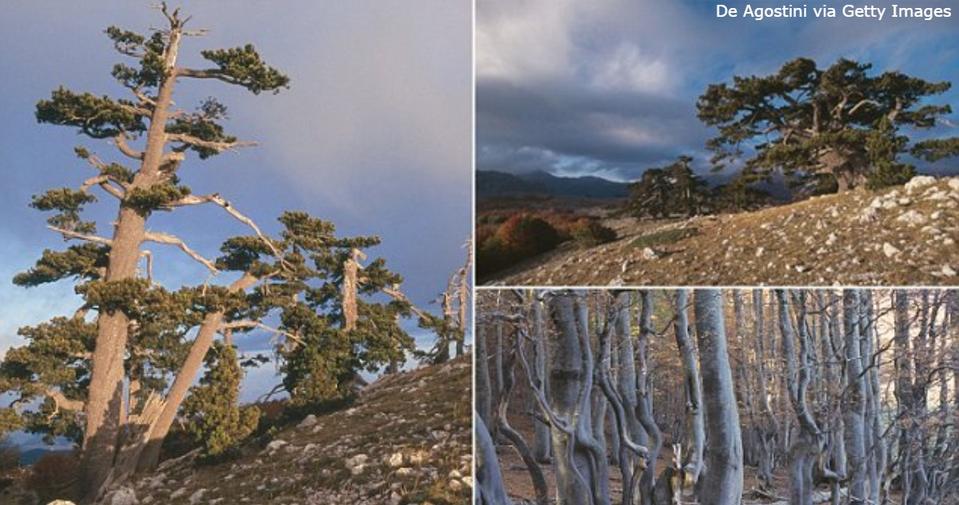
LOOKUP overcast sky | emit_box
[0,1,470,404]
[477,0,959,181]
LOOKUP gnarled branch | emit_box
[113,133,144,160]
[48,225,113,245]
[143,230,218,273]
[166,133,256,154]
[80,175,125,200]
[161,193,284,261]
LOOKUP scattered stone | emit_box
[905,175,937,193]
[345,453,368,470]
[387,452,404,467]
[949,178,959,192]
[944,265,957,277]
[298,414,318,429]
[883,242,901,258]
[641,247,658,260]
[897,210,927,226]
[109,487,138,505]
[755,247,764,258]
[189,489,207,505]
[266,439,288,453]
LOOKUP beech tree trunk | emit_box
[477,413,513,505]
[674,289,705,488]
[843,289,867,505]
[636,290,663,503]
[476,323,493,433]
[547,293,593,505]
[694,289,743,505]
[531,297,552,463]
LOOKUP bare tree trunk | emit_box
[777,290,822,505]
[476,323,493,434]
[477,413,513,505]
[674,289,704,488]
[636,290,663,503]
[613,291,643,491]
[694,289,743,505]
[752,290,777,488]
[531,296,552,463]
[843,289,867,505]
[80,23,184,503]
[547,292,594,505]
[496,326,549,505]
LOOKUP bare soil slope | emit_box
[102,356,472,505]
[484,176,959,286]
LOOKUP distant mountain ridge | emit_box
[477,169,795,201]
[476,170,631,199]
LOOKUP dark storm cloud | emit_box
[477,0,959,182]
[476,76,709,180]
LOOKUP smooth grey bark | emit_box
[859,291,883,505]
[576,296,610,505]
[674,289,705,488]
[496,326,549,505]
[752,290,777,487]
[476,322,493,434]
[694,289,744,505]
[777,290,821,505]
[531,296,552,464]
[476,413,513,505]
[843,289,867,505]
[636,290,663,503]
[613,291,644,492]
[545,292,598,505]
[595,295,649,505]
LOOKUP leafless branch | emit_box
[166,133,256,154]
[144,231,218,273]
[48,226,113,245]
[221,320,303,344]
[113,133,144,160]
[161,193,285,262]
[80,175,126,200]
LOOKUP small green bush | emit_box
[629,228,697,249]
[570,219,617,247]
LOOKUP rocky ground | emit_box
[91,356,472,505]
[484,175,959,286]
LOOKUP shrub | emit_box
[476,235,513,279]
[569,219,617,247]
[495,214,561,259]
[629,228,697,249]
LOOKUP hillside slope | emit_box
[101,356,472,505]
[484,176,959,286]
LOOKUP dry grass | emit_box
[120,356,473,504]
[483,178,959,286]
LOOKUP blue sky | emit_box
[477,0,959,181]
[0,1,470,405]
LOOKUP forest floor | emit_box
[496,413,817,505]
[483,175,959,286]
[99,356,473,505]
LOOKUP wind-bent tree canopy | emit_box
[0,5,422,503]
[627,156,710,218]
[698,57,959,192]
